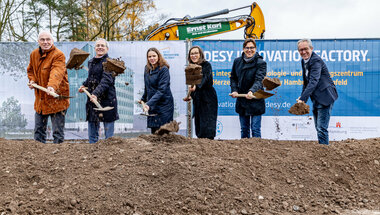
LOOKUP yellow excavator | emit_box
[145,2,265,41]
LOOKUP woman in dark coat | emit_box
[78,38,119,143]
[184,46,218,139]
[140,47,174,134]
[230,38,266,138]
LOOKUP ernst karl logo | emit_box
[216,120,223,136]
[161,47,180,60]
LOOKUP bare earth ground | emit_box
[0,135,379,215]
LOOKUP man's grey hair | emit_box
[95,38,109,48]
[38,31,54,41]
[297,38,313,48]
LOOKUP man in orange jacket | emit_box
[27,31,70,143]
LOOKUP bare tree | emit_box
[0,0,25,41]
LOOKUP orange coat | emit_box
[27,45,70,115]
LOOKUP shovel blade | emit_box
[94,106,114,111]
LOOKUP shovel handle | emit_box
[139,100,149,114]
[82,88,103,109]
[31,83,59,98]
[229,93,247,98]
[183,85,194,101]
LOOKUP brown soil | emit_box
[185,64,202,85]
[66,48,90,70]
[103,58,126,76]
[0,136,379,215]
[289,102,310,115]
[253,90,274,99]
[155,120,181,135]
[262,77,282,91]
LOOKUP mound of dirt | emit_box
[0,137,379,215]
[262,77,281,91]
[66,48,90,70]
[103,58,126,76]
[155,120,180,136]
[185,63,202,85]
[253,90,274,99]
[289,102,310,115]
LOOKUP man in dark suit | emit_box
[297,39,338,145]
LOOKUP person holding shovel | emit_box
[140,47,174,134]
[78,38,119,143]
[296,39,338,145]
[184,46,218,139]
[27,31,70,144]
[230,38,267,138]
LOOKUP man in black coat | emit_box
[230,38,266,138]
[79,38,119,143]
[297,38,338,145]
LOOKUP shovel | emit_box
[31,83,74,99]
[81,88,114,111]
[229,90,274,99]
[229,93,251,98]
[183,85,194,101]
[139,101,157,117]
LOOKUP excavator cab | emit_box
[145,2,265,41]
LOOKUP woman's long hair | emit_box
[187,46,206,64]
[145,47,170,73]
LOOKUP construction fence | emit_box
[0,39,379,140]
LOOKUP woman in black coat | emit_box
[184,46,218,139]
[140,47,174,134]
[230,38,266,138]
[78,38,119,143]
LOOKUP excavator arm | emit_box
[145,2,265,41]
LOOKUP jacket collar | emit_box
[90,53,108,63]
[240,52,260,69]
[303,52,315,64]
[150,65,160,74]
[39,45,56,57]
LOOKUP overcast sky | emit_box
[153,0,380,40]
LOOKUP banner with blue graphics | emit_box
[193,39,380,140]
[0,41,188,139]
[0,39,379,140]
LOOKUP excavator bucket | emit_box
[244,2,265,39]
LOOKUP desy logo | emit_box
[216,120,223,136]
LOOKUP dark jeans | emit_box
[88,121,115,143]
[312,101,333,145]
[34,110,66,144]
[239,114,262,138]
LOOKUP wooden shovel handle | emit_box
[183,85,194,101]
[229,93,247,98]
[31,83,59,98]
[81,88,102,109]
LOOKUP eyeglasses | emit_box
[244,46,256,50]
[96,44,107,48]
[298,48,310,52]
[39,38,51,42]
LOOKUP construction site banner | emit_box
[193,39,380,140]
[1,40,379,141]
[0,41,188,140]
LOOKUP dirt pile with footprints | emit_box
[0,136,379,215]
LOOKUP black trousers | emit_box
[34,110,66,143]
